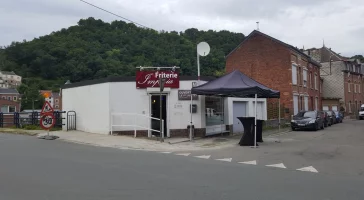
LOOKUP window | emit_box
[55,105,59,109]
[309,73,312,88]
[359,84,361,93]
[314,74,318,90]
[292,65,297,85]
[55,99,59,103]
[298,67,302,85]
[348,82,351,92]
[349,101,352,113]
[303,69,307,87]
[7,96,11,101]
[2,96,5,100]
[293,95,299,115]
[13,96,17,101]
[354,84,357,93]
[304,96,308,111]
[1,106,8,113]
[205,96,224,126]
[300,96,304,111]
[9,106,15,112]
[315,97,318,110]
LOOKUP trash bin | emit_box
[187,125,195,137]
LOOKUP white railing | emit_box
[110,113,164,138]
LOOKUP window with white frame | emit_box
[354,84,357,93]
[292,64,297,85]
[315,97,318,110]
[349,101,352,113]
[13,96,17,101]
[7,96,11,101]
[348,82,351,92]
[303,69,307,87]
[359,84,361,93]
[314,74,318,90]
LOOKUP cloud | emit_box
[0,0,363,56]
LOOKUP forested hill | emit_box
[0,17,245,86]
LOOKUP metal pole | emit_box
[190,90,193,141]
[254,94,257,148]
[197,50,200,85]
[278,98,281,133]
[32,99,34,112]
[160,88,163,142]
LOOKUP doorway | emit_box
[151,95,167,137]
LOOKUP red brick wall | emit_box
[344,73,364,114]
[0,99,21,112]
[226,33,321,117]
[0,94,21,101]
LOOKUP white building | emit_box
[61,72,266,137]
[0,71,22,88]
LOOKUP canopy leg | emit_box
[278,98,281,133]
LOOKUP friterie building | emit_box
[61,68,267,138]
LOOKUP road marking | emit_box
[266,163,286,169]
[160,152,172,154]
[194,155,211,159]
[238,160,257,165]
[175,153,191,156]
[296,166,318,173]
[215,158,232,162]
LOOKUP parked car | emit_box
[322,111,330,127]
[334,111,343,123]
[330,111,338,124]
[359,104,364,120]
[326,111,335,125]
[291,111,324,131]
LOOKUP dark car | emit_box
[291,111,325,131]
[326,111,335,125]
[334,111,343,123]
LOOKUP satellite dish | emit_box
[197,42,210,57]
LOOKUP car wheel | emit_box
[313,123,318,131]
[291,127,295,131]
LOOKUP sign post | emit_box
[38,101,57,140]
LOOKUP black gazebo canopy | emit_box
[191,70,280,98]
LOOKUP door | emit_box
[293,95,299,115]
[304,96,309,111]
[232,102,247,134]
[323,106,329,111]
[151,95,167,137]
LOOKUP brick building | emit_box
[0,88,21,113]
[226,30,322,117]
[303,46,364,117]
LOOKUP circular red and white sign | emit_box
[40,114,55,130]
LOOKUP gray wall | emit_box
[320,61,345,101]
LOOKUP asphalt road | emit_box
[1,130,364,199]
[185,119,364,177]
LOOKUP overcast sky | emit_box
[1,0,363,56]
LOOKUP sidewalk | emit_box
[0,127,291,152]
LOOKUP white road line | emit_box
[175,153,191,156]
[160,152,172,154]
[194,155,211,159]
[215,158,232,162]
[238,160,257,165]
[266,163,287,169]
[296,166,318,173]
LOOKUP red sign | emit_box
[41,101,54,115]
[136,70,179,88]
[40,113,55,130]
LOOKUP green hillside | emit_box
[0,17,245,85]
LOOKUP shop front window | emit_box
[205,96,224,126]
